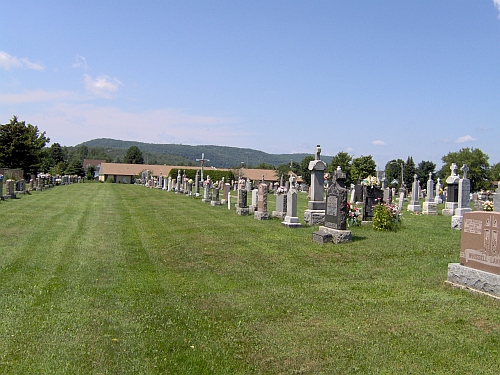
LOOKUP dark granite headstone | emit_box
[362,186,384,221]
[325,169,348,230]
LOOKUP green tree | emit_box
[65,160,85,176]
[416,160,436,187]
[351,155,376,182]
[403,156,416,187]
[86,165,96,180]
[299,156,315,185]
[384,159,405,187]
[327,152,353,186]
[87,147,111,162]
[254,162,276,170]
[50,143,65,164]
[275,162,300,184]
[439,147,490,191]
[123,146,144,164]
[0,116,50,176]
[490,162,500,183]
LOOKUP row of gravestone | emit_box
[0,174,82,201]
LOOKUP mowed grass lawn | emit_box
[0,183,499,374]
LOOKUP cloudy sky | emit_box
[2,1,500,169]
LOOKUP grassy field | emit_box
[0,183,499,374]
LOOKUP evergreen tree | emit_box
[123,146,144,164]
[0,116,50,176]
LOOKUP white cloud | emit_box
[72,55,89,70]
[0,90,74,104]
[371,140,386,146]
[494,0,500,18]
[0,51,44,71]
[346,147,355,153]
[27,103,246,146]
[84,74,122,98]
[455,135,476,143]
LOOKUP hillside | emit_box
[80,138,333,168]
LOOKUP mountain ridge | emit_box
[80,138,333,168]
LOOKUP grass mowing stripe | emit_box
[1,183,500,374]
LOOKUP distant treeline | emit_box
[80,138,333,169]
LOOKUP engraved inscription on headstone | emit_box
[460,211,500,275]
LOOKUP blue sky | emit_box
[2,1,500,169]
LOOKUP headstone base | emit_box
[422,202,437,215]
[210,201,221,206]
[221,199,226,204]
[236,207,249,216]
[451,215,463,230]
[407,204,422,213]
[282,216,302,228]
[442,203,457,216]
[314,226,352,244]
[272,211,287,219]
[254,211,270,220]
[249,205,256,214]
[447,263,500,298]
[361,221,372,226]
[304,209,325,226]
[202,198,210,203]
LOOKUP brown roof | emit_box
[239,168,303,183]
[83,159,106,168]
[99,163,204,177]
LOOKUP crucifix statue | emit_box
[196,153,210,182]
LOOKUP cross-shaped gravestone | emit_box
[461,164,469,180]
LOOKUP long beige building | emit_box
[98,162,302,185]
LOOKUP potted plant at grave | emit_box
[372,199,402,231]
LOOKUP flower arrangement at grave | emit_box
[479,189,494,200]
[372,199,402,231]
[275,186,287,195]
[361,176,380,187]
[483,200,494,211]
[188,179,193,184]
[347,202,362,227]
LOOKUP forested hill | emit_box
[80,138,333,168]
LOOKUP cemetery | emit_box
[1,154,500,373]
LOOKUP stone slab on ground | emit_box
[447,263,500,298]
[236,207,249,216]
[254,211,270,220]
[312,231,332,244]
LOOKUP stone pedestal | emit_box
[447,263,500,298]
[451,215,463,230]
[282,215,302,228]
[272,194,287,219]
[313,226,352,244]
[422,201,437,215]
[442,202,457,216]
[304,209,325,226]
[407,203,422,213]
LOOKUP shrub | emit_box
[106,176,115,183]
[372,202,401,231]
